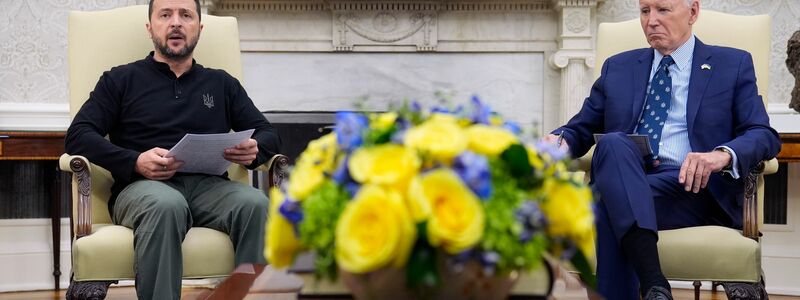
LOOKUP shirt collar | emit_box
[653,34,695,72]
[145,51,198,78]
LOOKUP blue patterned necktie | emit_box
[637,55,674,159]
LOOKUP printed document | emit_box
[166,129,255,175]
[593,134,653,156]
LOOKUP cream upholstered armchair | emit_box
[584,10,779,300]
[60,5,288,299]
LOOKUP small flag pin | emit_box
[701,64,711,70]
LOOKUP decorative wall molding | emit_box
[226,0,572,130]
[214,1,554,13]
[0,103,70,131]
[550,0,598,122]
[333,11,438,51]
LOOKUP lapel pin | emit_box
[701,64,711,70]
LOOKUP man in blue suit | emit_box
[546,0,781,299]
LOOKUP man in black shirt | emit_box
[65,0,281,299]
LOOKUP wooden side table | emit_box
[778,133,800,162]
[0,131,67,290]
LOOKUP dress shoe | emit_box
[643,286,673,300]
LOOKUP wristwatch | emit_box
[715,147,733,170]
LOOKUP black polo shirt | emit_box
[66,52,281,210]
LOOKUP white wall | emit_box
[0,219,71,292]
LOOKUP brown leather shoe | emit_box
[644,286,673,300]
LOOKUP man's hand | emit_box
[224,138,259,166]
[679,150,732,193]
[543,134,570,152]
[135,147,183,180]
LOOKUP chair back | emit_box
[594,10,771,103]
[68,5,249,226]
[595,10,771,228]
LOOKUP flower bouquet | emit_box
[264,97,595,299]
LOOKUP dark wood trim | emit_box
[0,131,65,160]
[778,133,800,163]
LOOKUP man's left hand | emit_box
[679,150,732,193]
[224,138,258,166]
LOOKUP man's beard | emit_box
[153,33,199,60]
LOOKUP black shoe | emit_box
[643,286,673,300]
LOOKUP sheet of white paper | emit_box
[166,129,255,175]
[593,133,653,156]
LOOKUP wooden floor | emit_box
[0,287,797,300]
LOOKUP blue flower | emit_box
[278,198,304,236]
[332,156,361,197]
[335,112,368,152]
[452,151,492,199]
[479,251,501,276]
[503,121,522,135]
[470,95,491,125]
[515,200,548,242]
[410,101,422,112]
[430,106,451,114]
[535,139,568,161]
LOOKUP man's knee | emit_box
[231,186,269,215]
[595,132,631,152]
[130,182,189,216]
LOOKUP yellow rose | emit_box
[335,185,416,273]
[405,176,432,222]
[370,112,398,131]
[287,159,324,200]
[288,133,339,200]
[349,144,420,188]
[299,132,338,173]
[265,188,303,268]
[526,145,545,170]
[489,115,504,126]
[465,125,518,156]
[410,169,484,254]
[540,179,594,242]
[404,114,468,161]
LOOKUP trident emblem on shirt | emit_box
[202,93,214,109]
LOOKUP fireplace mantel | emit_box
[202,0,602,132]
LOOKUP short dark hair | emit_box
[148,0,202,22]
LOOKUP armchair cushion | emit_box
[72,225,234,281]
[658,226,760,282]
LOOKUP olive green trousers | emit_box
[113,175,268,300]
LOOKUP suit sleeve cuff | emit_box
[716,146,740,179]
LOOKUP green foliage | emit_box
[480,159,547,274]
[406,222,439,289]
[298,180,349,280]
[363,124,396,146]
[570,247,597,289]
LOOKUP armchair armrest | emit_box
[570,148,773,241]
[743,159,774,240]
[59,154,95,238]
[572,149,594,173]
[256,154,290,189]
[60,152,290,239]
[762,158,778,175]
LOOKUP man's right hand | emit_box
[543,133,570,152]
[135,147,183,180]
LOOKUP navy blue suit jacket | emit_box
[555,39,781,228]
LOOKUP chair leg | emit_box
[720,281,769,300]
[693,281,701,300]
[712,281,722,293]
[66,275,116,300]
